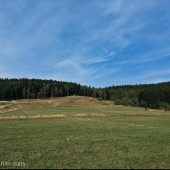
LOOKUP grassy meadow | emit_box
[0,96,170,169]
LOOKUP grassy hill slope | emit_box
[0,96,170,169]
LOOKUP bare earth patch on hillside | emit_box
[0,103,22,114]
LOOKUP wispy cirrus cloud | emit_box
[83,51,115,64]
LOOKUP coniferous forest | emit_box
[0,78,170,110]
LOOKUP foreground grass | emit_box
[0,97,170,169]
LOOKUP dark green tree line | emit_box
[0,78,170,110]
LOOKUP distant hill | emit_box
[0,78,170,110]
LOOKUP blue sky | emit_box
[0,0,170,87]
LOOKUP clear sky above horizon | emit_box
[0,0,170,87]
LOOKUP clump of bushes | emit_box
[114,97,139,107]
[159,102,170,111]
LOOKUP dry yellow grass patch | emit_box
[0,114,65,120]
[74,113,87,118]
[90,113,106,117]
[74,113,106,118]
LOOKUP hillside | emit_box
[0,78,170,110]
[0,96,170,168]
[0,96,168,119]
[0,96,110,115]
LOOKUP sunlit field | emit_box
[0,96,170,169]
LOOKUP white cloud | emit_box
[0,1,67,60]
[83,51,115,64]
[110,68,170,85]
[0,65,13,78]
[95,0,124,14]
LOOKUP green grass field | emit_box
[0,96,170,169]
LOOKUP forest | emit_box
[0,78,170,110]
